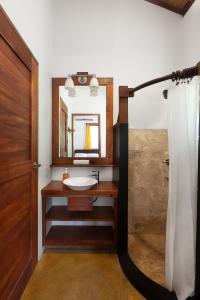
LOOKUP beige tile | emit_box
[128,129,168,286]
[128,129,168,232]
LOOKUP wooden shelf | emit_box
[45,225,114,249]
[46,206,114,222]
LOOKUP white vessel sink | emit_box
[63,177,98,191]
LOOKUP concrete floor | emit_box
[21,253,145,300]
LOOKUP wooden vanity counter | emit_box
[42,181,119,250]
[41,181,119,198]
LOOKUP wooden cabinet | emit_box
[41,181,119,250]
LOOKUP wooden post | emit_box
[117,86,130,252]
[42,197,46,246]
[119,86,130,124]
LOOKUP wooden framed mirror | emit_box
[52,74,113,166]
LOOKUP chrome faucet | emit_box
[91,170,100,183]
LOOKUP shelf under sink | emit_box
[45,225,115,249]
[46,206,114,222]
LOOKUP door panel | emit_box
[0,175,31,237]
[0,36,31,165]
[0,6,38,300]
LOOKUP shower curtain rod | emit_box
[128,62,200,98]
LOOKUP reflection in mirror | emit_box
[59,86,106,158]
[72,114,100,157]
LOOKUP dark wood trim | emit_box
[113,197,119,247]
[45,225,115,250]
[113,123,128,252]
[145,0,180,15]
[144,0,195,16]
[52,77,113,166]
[31,57,39,270]
[119,86,129,124]
[46,206,114,222]
[181,0,196,15]
[42,197,47,246]
[60,98,68,156]
[98,114,101,156]
[52,78,59,162]
[31,58,38,270]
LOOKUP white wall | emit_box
[51,0,181,129]
[179,0,200,67]
[0,0,52,258]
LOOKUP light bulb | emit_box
[65,75,76,97]
[90,75,99,97]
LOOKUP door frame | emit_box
[59,97,68,157]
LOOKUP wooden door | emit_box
[0,7,38,300]
[60,98,68,157]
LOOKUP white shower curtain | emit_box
[165,77,200,300]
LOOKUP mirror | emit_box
[59,86,106,158]
[52,75,113,166]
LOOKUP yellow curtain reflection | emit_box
[84,123,92,149]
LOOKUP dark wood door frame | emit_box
[59,98,68,157]
[0,5,38,299]
[144,0,196,16]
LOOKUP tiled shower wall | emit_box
[128,129,169,233]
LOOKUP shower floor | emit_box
[128,222,166,286]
